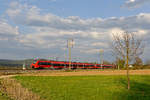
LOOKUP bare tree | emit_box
[115,58,125,70]
[111,32,144,90]
[134,56,143,66]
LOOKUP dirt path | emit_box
[0,75,16,79]
[22,69,150,76]
[0,70,150,77]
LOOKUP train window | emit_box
[52,64,57,66]
[52,64,64,66]
[59,64,64,66]
[79,65,83,67]
[63,64,66,66]
[73,64,77,67]
[60,64,64,66]
[90,65,94,67]
[38,62,51,65]
[33,60,37,64]
[66,64,69,66]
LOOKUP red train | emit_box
[31,60,115,69]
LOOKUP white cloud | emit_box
[91,42,108,48]
[0,20,19,36]
[80,49,100,54]
[127,0,136,3]
[6,2,150,33]
[109,28,125,39]
[1,1,149,60]
[123,0,150,9]
[137,29,148,35]
[6,2,150,42]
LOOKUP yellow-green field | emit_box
[14,75,150,100]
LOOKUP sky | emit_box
[0,0,150,63]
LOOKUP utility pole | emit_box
[55,57,59,61]
[67,38,74,70]
[100,49,104,70]
[64,54,67,61]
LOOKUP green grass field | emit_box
[14,75,150,100]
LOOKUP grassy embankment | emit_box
[0,94,10,100]
[14,75,150,100]
[0,80,12,100]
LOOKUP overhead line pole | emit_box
[69,44,71,70]
[100,49,104,70]
[67,38,74,70]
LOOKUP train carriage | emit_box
[31,60,115,69]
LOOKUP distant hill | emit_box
[0,59,34,68]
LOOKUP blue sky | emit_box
[0,0,150,63]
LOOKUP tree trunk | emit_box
[126,42,130,90]
[127,62,130,90]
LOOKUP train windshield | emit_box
[33,60,37,64]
